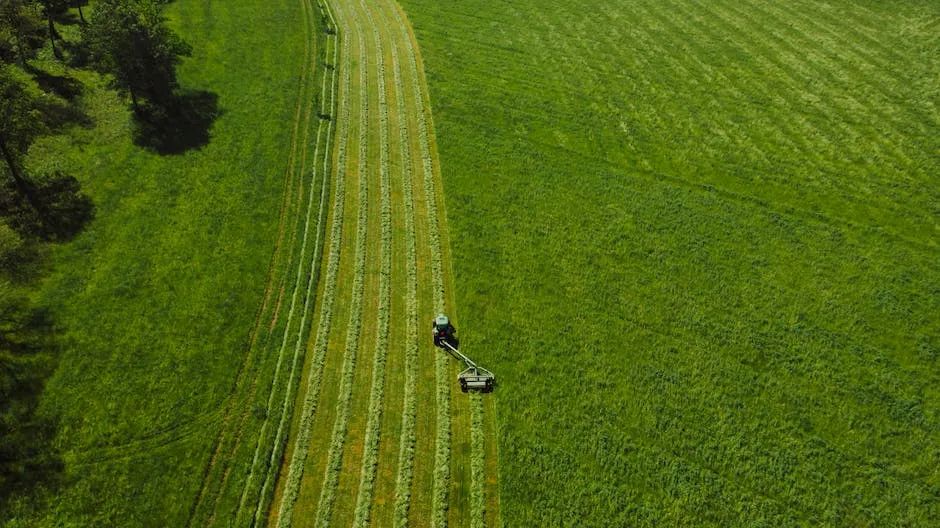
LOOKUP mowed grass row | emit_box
[350,0,394,524]
[187,0,330,525]
[8,0,325,526]
[269,0,499,526]
[399,0,938,526]
[273,3,351,524]
[243,2,340,525]
[172,1,342,525]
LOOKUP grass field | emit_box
[6,0,938,526]
[5,0,314,525]
[397,0,940,526]
[6,0,499,526]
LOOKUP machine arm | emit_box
[441,340,478,369]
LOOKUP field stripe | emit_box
[388,6,420,525]
[351,0,394,524]
[469,395,486,528]
[310,25,370,528]
[249,4,342,524]
[386,10,451,525]
[274,3,351,525]
[269,2,499,526]
[182,0,329,524]
[224,0,340,524]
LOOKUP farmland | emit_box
[2,0,938,526]
[3,0,498,526]
[398,0,940,525]
[4,0,318,525]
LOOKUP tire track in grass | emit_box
[186,0,321,523]
[670,0,924,218]
[230,0,340,523]
[699,0,917,172]
[274,3,351,523]
[310,26,370,528]
[350,0,393,523]
[249,4,342,524]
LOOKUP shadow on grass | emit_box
[21,66,93,133]
[133,90,221,155]
[0,303,64,518]
[0,174,95,243]
[27,68,84,101]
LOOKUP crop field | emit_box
[4,0,938,527]
[398,0,939,526]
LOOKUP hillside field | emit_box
[399,0,939,525]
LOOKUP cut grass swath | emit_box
[389,5,450,525]
[389,13,420,528]
[185,1,320,519]
[249,4,342,525]
[352,0,393,524]
[229,1,336,524]
[275,5,350,526]
[233,0,338,523]
[312,27,371,528]
[469,395,486,528]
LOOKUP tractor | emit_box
[431,313,495,393]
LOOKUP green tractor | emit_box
[431,313,495,393]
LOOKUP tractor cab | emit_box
[432,313,455,347]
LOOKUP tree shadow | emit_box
[23,66,93,132]
[133,89,221,155]
[53,11,83,27]
[0,229,47,284]
[61,39,91,69]
[0,303,64,517]
[36,95,93,133]
[0,173,95,243]
[28,68,84,101]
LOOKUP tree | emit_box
[0,68,44,209]
[0,0,44,66]
[38,0,68,59]
[83,0,191,110]
[68,0,86,24]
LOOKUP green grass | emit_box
[398,0,940,525]
[3,0,312,525]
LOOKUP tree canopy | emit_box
[83,0,191,109]
[0,67,44,188]
[0,0,45,65]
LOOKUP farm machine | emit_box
[432,314,495,393]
